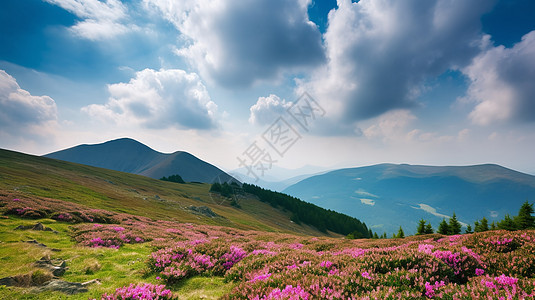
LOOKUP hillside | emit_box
[1,150,534,299]
[0,148,332,236]
[1,193,534,299]
[284,163,535,235]
[44,138,235,183]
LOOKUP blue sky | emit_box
[1,0,535,178]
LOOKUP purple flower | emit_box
[249,273,272,283]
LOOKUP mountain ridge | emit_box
[284,163,535,235]
[44,138,235,183]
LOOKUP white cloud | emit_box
[249,94,292,126]
[301,0,494,125]
[0,70,58,138]
[360,198,375,206]
[44,0,131,40]
[364,110,416,140]
[82,68,218,129]
[462,31,535,125]
[144,0,325,87]
[413,203,450,219]
[354,188,378,198]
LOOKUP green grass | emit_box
[171,277,232,300]
[0,149,330,236]
[0,148,334,299]
[0,215,236,299]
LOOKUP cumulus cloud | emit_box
[249,94,292,126]
[144,0,325,87]
[82,68,218,129]
[0,70,58,137]
[302,0,494,125]
[44,0,131,40]
[364,110,416,140]
[462,31,535,125]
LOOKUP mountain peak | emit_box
[44,138,236,183]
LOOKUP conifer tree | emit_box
[424,222,434,234]
[438,218,450,235]
[474,217,489,232]
[515,201,535,229]
[416,219,427,235]
[490,222,497,230]
[396,226,405,238]
[449,213,462,235]
[464,224,473,234]
[498,214,517,231]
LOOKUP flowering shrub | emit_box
[2,194,535,299]
[98,283,175,299]
[148,241,249,283]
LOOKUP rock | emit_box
[32,222,45,231]
[15,222,58,234]
[33,280,88,295]
[188,206,219,218]
[25,239,47,248]
[0,276,26,287]
[35,257,68,276]
[14,224,31,230]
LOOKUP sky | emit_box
[1,0,535,179]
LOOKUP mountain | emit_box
[0,148,333,236]
[229,165,330,192]
[44,138,235,183]
[283,163,535,235]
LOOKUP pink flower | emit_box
[249,273,272,283]
[475,268,485,276]
[425,281,445,298]
[361,271,372,279]
[495,274,518,287]
[112,226,125,232]
[263,285,309,300]
[287,264,298,270]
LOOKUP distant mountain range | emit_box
[283,163,535,235]
[45,138,236,183]
[230,165,329,192]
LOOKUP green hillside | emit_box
[0,148,332,236]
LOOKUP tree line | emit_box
[241,183,370,238]
[160,174,185,184]
[414,201,534,236]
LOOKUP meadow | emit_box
[1,193,534,299]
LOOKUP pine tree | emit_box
[373,232,379,239]
[464,224,473,234]
[438,218,450,235]
[490,222,497,230]
[474,218,489,232]
[424,222,434,234]
[396,226,405,238]
[449,213,462,235]
[498,214,517,231]
[515,201,535,229]
[416,219,427,235]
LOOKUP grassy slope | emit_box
[0,148,332,299]
[0,149,331,237]
[0,216,232,299]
